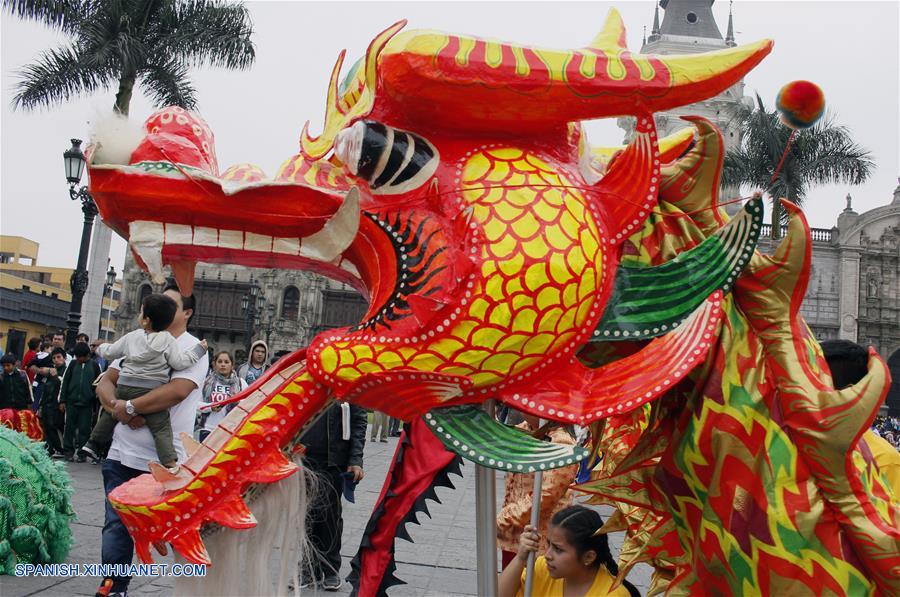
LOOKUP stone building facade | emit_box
[757,185,900,414]
[115,253,366,364]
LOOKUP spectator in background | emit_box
[60,343,101,462]
[90,340,109,372]
[821,340,900,497]
[237,340,269,386]
[0,353,32,411]
[26,340,53,412]
[370,409,389,442]
[200,351,247,441]
[22,337,40,384]
[37,347,67,457]
[299,402,367,591]
[49,332,73,366]
[388,416,401,438]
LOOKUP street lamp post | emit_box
[99,265,116,340]
[63,139,98,351]
[241,278,261,354]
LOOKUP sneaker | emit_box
[95,578,127,597]
[322,575,342,591]
[63,454,75,462]
[75,454,87,463]
[81,442,101,462]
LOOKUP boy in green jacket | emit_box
[60,343,101,462]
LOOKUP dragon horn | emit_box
[301,20,407,159]
[377,10,772,133]
[587,7,627,49]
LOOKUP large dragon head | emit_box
[88,11,771,424]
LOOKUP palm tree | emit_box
[4,0,255,116]
[722,94,873,238]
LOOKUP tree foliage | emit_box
[3,0,255,115]
[722,94,873,236]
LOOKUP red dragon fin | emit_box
[243,448,299,484]
[169,530,211,566]
[206,496,257,529]
[341,370,474,421]
[499,292,722,425]
[593,116,661,246]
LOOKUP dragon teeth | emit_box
[129,221,166,283]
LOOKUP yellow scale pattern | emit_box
[318,148,604,388]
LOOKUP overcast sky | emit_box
[2,1,898,270]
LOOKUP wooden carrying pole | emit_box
[523,470,543,597]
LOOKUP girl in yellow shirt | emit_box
[499,505,640,597]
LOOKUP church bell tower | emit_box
[620,0,750,214]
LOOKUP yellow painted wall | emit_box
[0,236,39,264]
[0,235,122,348]
[0,272,71,301]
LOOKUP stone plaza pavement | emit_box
[3,430,652,596]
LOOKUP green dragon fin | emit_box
[423,405,589,472]
[594,196,762,341]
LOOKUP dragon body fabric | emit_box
[84,10,898,595]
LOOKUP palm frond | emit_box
[12,44,115,110]
[77,1,147,74]
[723,91,873,216]
[155,0,255,70]
[1,0,87,33]
[139,57,197,109]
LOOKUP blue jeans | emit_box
[101,459,144,592]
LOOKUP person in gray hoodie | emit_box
[237,339,269,386]
[79,293,206,471]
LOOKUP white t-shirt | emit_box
[106,331,209,471]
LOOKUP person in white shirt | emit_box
[93,284,208,597]
[81,293,206,469]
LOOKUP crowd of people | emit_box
[872,415,900,450]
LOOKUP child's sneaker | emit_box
[80,442,101,463]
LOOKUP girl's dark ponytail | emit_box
[550,505,641,597]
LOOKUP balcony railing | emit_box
[759,224,833,242]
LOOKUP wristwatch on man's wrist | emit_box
[125,400,137,417]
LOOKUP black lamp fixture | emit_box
[63,137,99,351]
[99,265,117,340]
[63,138,87,185]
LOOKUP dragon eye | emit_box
[334,120,438,195]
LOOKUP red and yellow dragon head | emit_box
[86,11,898,595]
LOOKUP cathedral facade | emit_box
[114,254,366,363]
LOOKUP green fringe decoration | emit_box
[0,426,75,575]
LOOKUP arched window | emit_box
[137,284,152,309]
[282,286,300,320]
